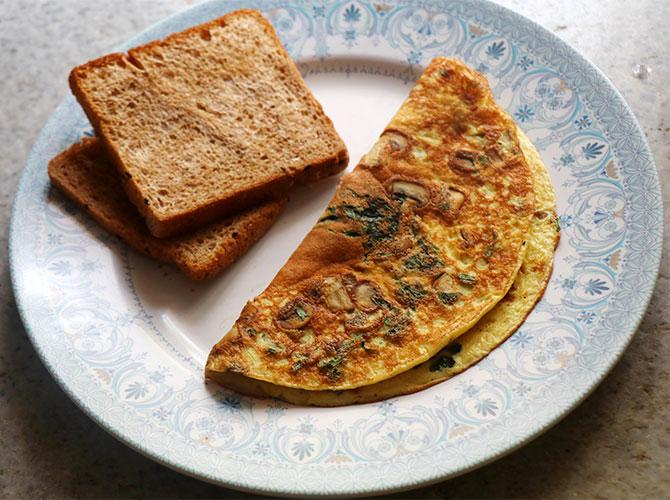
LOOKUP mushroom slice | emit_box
[389,180,429,206]
[276,297,313,330]
[323,277,354,312]
[449,149,479,173]
[353,281,384,312]
[384,130,409,152]
[433,273,454,292]
[362,130,409,167]
[486,146,503,164]
[437,186,466,213]
[460,229,474,247]
[447,188,466,210]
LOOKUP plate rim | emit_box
[9,0,663,496]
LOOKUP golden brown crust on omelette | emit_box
[207,129,559,405]
[206,58,535,391]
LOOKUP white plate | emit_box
[10,0,663,496]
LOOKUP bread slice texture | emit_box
[69,9,348,238]
[48,138,286,280]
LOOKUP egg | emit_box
[206,58,541,398]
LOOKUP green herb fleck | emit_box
[383,311,410,338]
[318,355,344,380]
[396,281,427,308]
[343,206,359,219]
[315,335,365,379]
[338,334,364,354]
[554,216,561,232]
[404,254,431,270]
[344,230,361,237]
[419,237,440,254]
[438,291,461,305]
[429,355,456,372]
[403,237,443,271]
[291,353,308,372]
[478,154,491,166]
[295,307,309,321]
[260,332,284,355]
[446,342,462,355]
[458,273,477,286]
[335,196,401,252]
[392,191,407,203]
[428,343,461,371]
[268,345,283,354]
[483,244,495,259]
[371,295,391,309]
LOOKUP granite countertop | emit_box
[1,0,667,497]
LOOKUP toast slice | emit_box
[69,9,348,238]
[48,138,286,280]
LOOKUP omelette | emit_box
[206,58,535,393]
[205,130,558,405]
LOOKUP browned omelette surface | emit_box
[206,58,535,391]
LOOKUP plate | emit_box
[9,0,663,496]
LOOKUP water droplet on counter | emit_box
[632,63,652,80]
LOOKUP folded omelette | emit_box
[205,129,558,405]
[206,58,543,398]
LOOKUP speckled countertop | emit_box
[1,0,668,498]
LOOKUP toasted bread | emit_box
[48,138,286,280]
[69,9,347,238]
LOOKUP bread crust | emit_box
[48,138,286,280]
[69,9,347,238]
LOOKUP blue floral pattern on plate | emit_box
[9,0,662,496]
